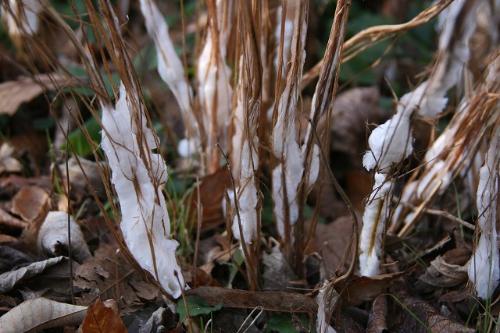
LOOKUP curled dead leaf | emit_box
[396,294,475,333]
[0,297,87,333]
[0,73,78,116]
[0,256,65,293]
[81,299,127,333]
[262,243,296,290]
[11,186,49,223]
[74,243,160,309]
[339,272,404,306]
[419,255,468,288]
[329,87,388,165]
[37,211,91,262]
[59,157,106,200]
[0,143,22,175]
[190,168,232,231]
[0,207,27,231]
[367,294,388,333]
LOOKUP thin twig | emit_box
[397,200,475,231]
[309,119,359,285]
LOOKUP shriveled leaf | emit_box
[0,143,22,174]
[0,175,51,197]
[0,256,65,293]
[37,211,91,262]
[0,74,77,115]
[262,244,296,290]
[0,207,27,230]
[0,245,32,273]
[74,243,160,310]
[314,216,356,278]
[81,299,127,333]
[11,186,49,223]
[0,297,87,333]
[138,307,174,333]
[329,87,388,165]
[395,294,475,333]
[367,295,387,333]
[190,168,232,231]
[0,234,18,244]
[419,255,468,288]
[341,272,403,306]
[59,157,105,199]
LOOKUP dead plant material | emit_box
[395,293,475,333]
[418,248,470,288]
[0,73,78,115]
[11,186,49,223]
[367,294,388,333]
[189,167,232,231]
[186,286,318,314]
[81,299,127,333]
[301,0,454,88]
[0,143,22,175]
[0,207,27,230]
[338,272,403,307]
[0,297,87,333]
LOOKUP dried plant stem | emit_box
[301,0,453,89]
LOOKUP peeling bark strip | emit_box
[186,287,318,314]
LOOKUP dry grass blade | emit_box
[301,0,454,89]
[396,54,499,237]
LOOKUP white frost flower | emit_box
[467,130,499,299]
[273,6,294,74]
[359,173,391,276]
[101,83,185,298]
[362,111,413,172]
[197,0,233,153]
[230,75,259,243]
[139,0,199,144]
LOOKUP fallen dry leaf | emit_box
[0,143,22,174]
[367,294,388,333]
[418,255,468,288]
[329,87,388,165]
[37,211,91,262]
[74,243,160,310]
[190,168,232,231]
[11,186,50,223]
[0,297,87,333]
[0,175,51,197]
[0,234,18,244]
[0,207,27,230]
[0,245,33,272]
[396,294,475,333]
[138,306,175,333]
[339,272,403,306]
[314,216,356,278]
[0,73,77,116]
[59,157,106,200]
[81,299,127,333]
[0,256,65,293]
